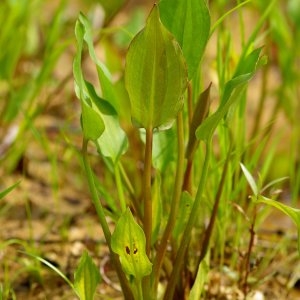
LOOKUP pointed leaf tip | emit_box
[111,208,152,279]
[125,4,188,130]
[74,251,101,300]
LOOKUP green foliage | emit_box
[111,208,152,280]
[0,182,20,200]
[74,14,128,161]
[0,0,298,297]
[125,5,188,130]
[241,164,300,255]
[74,251,101,300]
[159,0,210,79]
[73,1,300,298]
[0,0,284,298]
[196,47,264,141]
[0,0,68,172]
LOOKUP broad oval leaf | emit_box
[111,208,152,279]
[159,0,211,79]
[125,5,188,130]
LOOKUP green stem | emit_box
[163,140,212,300]
[115,163,127,212]
[82,139,134,300]
[142,127,153,300]
[136,279,144,300]
[187,81,193,125]
[152,112,185,293]
[143,127,153,256]
[195,141,232,272]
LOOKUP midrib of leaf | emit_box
[148,21,158,130]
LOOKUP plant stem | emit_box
[163,140,212,300]
[119,162,143,221]
[143,127,153,256]
[82,139,112,243]
[242,207,257,298]
[82,139,134,300]
[152,112,185,293]
[115,163,127,212]
[187,81,193,125]
[142,127,153,300]
[196,141,232,271]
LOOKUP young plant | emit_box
[73,0,295,299]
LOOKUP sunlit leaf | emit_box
[125,5,188,130]
[255,195,300,255]
[189,258,209,300]
[111,208,152,279]
[74,251,101,300]
[159,0,211,79]
[240,163,258,196]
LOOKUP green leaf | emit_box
[125,5,188,130]
[140,128,177,171]
[172,192,193,243]
[74,15,128,158]
[21,251,75,294]
[159,0,211,79]
[77,13,119,113]
[111,208,152,279]
[189,258,209,300]
[0,181,20,200]
[84,81,128,163]
[74,19,105,141]
[240,163,258,196]
[80,98,105,142]
[74,251,101,300]
[196,47,263,141]
[255,195,300,256]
